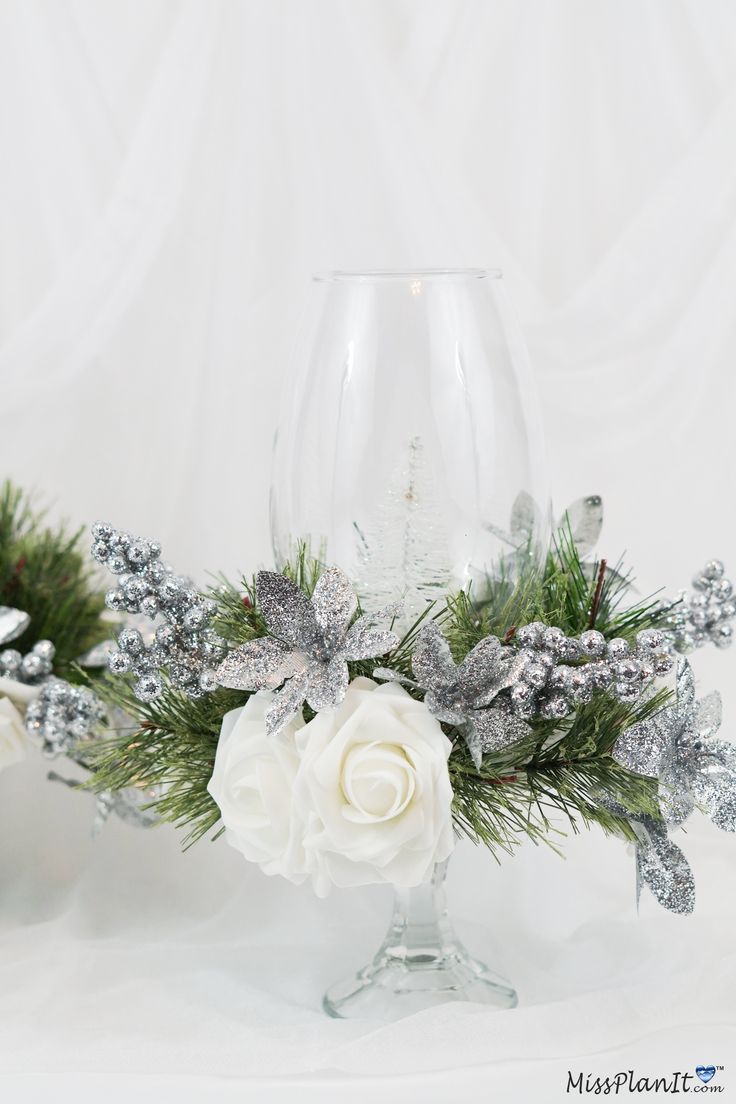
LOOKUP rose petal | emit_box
[216,638,301,691]
[256,571,317,647]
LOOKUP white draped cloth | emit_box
[1,2,735,1100]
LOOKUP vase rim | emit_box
[313,268,503,283]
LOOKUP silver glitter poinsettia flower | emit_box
[215,567,400,735]
[611,658,736,913]
[377,621,530,768]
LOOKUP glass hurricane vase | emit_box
[271,269,550,622]
[271,269,548,1018]
[323,858,517,1020]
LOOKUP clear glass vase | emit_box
[323,859,517,1020]
[271,269,550,621]
[271,269,547,1018]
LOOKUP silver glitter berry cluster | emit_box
[665,559,735,653]
[91,523,228,702]
[25,677,106,757]
[509,625,673,721]
[0,639,55,684]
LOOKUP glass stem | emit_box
[383,859,453,965]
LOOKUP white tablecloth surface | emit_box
[2,750,734,1102]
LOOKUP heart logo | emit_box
[696,1066,716,1084]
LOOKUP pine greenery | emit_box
[0,480,108,670]
[87,531,672,854]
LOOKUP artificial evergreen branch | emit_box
[0,480,107,669]
[88,530,674,858]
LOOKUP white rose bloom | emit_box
[207,692,310,884]
[0,675,40,709]
[0,695,29,772]
[295,678,455,896]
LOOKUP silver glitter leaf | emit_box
[510,491,540,545]
[312,567,357,651]
[344,626,399,661]
[257,571,317,647]
[612,708,676,777]
[0,606,30,645]
[658,764,695,826]
[690,740,736,832]
[424,690,465,726]
[695,691,722,742]
[265,672,310,736]
[468,708,531,766]
[305,655,349,712]
[456,635,505,701]
[675,656,695,715]
[216,638,302,691]
[636,822,695,914]
[412,622,457,688]
[559,495,603,558]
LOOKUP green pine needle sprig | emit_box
[0,480,108,670]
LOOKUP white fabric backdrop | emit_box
[1,1,735,1099]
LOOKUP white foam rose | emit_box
[295,678,455,896]
[0,695,29,772]
[207,691,310,883]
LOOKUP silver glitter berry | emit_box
[92,522,227,703]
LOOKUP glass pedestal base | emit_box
[323,860,517,1020]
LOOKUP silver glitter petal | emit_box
[456,635,505,700]
[467,707,531,766]
[695,691,722,742]
[690,740,736,832]
[305,655,349,712]
[216,637,302,691]
[424,690,466,726]
[412,622,457,689]
[311,567,357,651]
[265,672,310,736]
[674,657,695,716]
[558,495,603,558]
[636,820,695,914]
[112,785,161,828]
[0,607,30,645]
[510,490,541,545]
[256,571,317,648]
[343,626,398,661]
[477,648,530,708]
[372,667,417,689]
[658,763,695,826]
[612,708,676,777]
